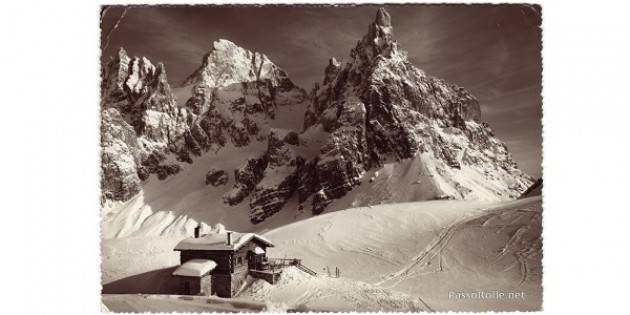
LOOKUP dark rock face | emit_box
[137,166,150,181]
[308,101,369,213]
[206,169,229,186]
[323,57,341,85]
[249,130,303,223]
[296,159,318,203]
[520,178,543,198]
[100,108,142,202]
[249,171,298,223]
[155,164,181,180]
[223,157,268,206]
[283,131,300,146]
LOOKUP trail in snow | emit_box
[261,197,542,312]
[102,197,542,312]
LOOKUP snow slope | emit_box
[102,197,541,312]
[243,267,432,312]
[100,141,305,239]
[257,196,542,311]
[101,133,532,240]
[99,143,460,239]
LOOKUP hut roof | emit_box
[174,231,275,251]
[172,259,217,277]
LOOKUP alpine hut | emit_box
[171,226,277,297]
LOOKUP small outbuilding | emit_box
[171,227,279,297]
[172,259,216,295]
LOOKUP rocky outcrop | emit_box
[520,178,543,198]
[100,48,191,203]
[223,156,268,206]
[206,169,229,186]
[249,130,303,223]
[323,57,341,85]
[309,100,369,213]
[100,108,143,201]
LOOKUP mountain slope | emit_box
[174,39,308,151]
[295,8,532,215]
[260,196,542,311]
[101,8,533,237]
[225,8,533,223]
[100,48,190,202]
[101,197,541,311]
[101,41,310,238]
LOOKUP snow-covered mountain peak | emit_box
[353,7,402,63]
[180,39,290,90]
[212,38,238,51]
[101,8,533,235]
[298,8,532,215]
[173,38,308,154]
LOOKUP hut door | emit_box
[247,251,260,270]
[247,251,254,270]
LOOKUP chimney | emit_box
[226,231,233,246]
[194,224,201,238]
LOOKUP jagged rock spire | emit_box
[329,57,340,67]
[300,6,532,218]
[367,8,395,55]
[323,57,341,85]
[117,46,128,59]
[375,7,391,27]
[352,7,399,61]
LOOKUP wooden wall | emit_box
[211,274,232,297]
[177,275,211,295]
[177,239,271,297]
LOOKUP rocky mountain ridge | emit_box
[100,47,189,201]
[101,8,532,227]
[100,40,308,204]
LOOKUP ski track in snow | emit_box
[376,200,532,287]
[102,197,542,312]
[263,197,541,311]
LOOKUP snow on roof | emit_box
[254,246,265,254]
[172,259,217,277]
[174,231,275,251]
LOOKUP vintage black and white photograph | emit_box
[99,4,543,312]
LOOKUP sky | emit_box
[101,4,542,178]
